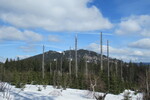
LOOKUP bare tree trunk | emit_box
[90,77,97,98]
[75,34,78,78]
[42,45,45,79]
[146,68,149,97]
[69,59,72,75]
[69,47,72,76]
[53,70,56,88]
[107,40,110,90]
[115,60,118,76]
[0,65,2,81]
[60,57,62,77]
[85,60,88,78]
[100,32,103,71]
[120,61,124,82]
[85,54,88,79]
[85,60,88,79]
[53,59,57,88]
[55,59,57,72]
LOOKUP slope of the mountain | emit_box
[0,62,3,65]
[26,49,118,64]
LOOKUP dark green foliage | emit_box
[109,74,124,94]
[15,82,25,89]
[1,49,149,96]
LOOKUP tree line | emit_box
[0,49,149,99]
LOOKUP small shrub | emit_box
[63,86,66,90]
[0,82,7,92]
[134,91,138,95]
[0,82,12,100]
[43,85,47,89]
[94,93,107,100]
[15,82,25,89]
[21,84,26,91]
[37,87,42,91]
[31,81,37,85]
[56,85,62,89]
[123,91,131,100]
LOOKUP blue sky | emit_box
[0,0,150,62]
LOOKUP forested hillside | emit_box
[0,49,150,99]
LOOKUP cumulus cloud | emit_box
[85,43,150,62]
[111,55,138,62]
[86,43,129,55]
[48,35,60,42]
[0,26,43,42]
[131,50,144,56]
[115,15,150,36]
[129,38,150,49]
[0,0,113,31]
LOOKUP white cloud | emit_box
[0,56,6,63]
[129,38,150,49]
[110,55,138,62]
[19,45,36,52]
[48,35,60,42]
[132,50,143,56]
[0,0,113,31]
[85,43,150,62]
[115,15,150,36]
[114,15,150,62]
[86,43,129,55]
[0,26,43,42]
[86,43,99,52]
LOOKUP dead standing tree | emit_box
[146,67,150,98]
[42,45,45,79]
[107,40,110,90]
[75,34,78,78]
[138,67,150,99]
[89,76,98,99]
[60,52,65,77]
[120,60,124,82]
[69,47,72,77]
[115,60,118,76]
[88,75,107,100]
[53,59,57,88]
[84,54,89,79]
[100,32,103,71]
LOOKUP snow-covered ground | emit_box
[0,83,143,100]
